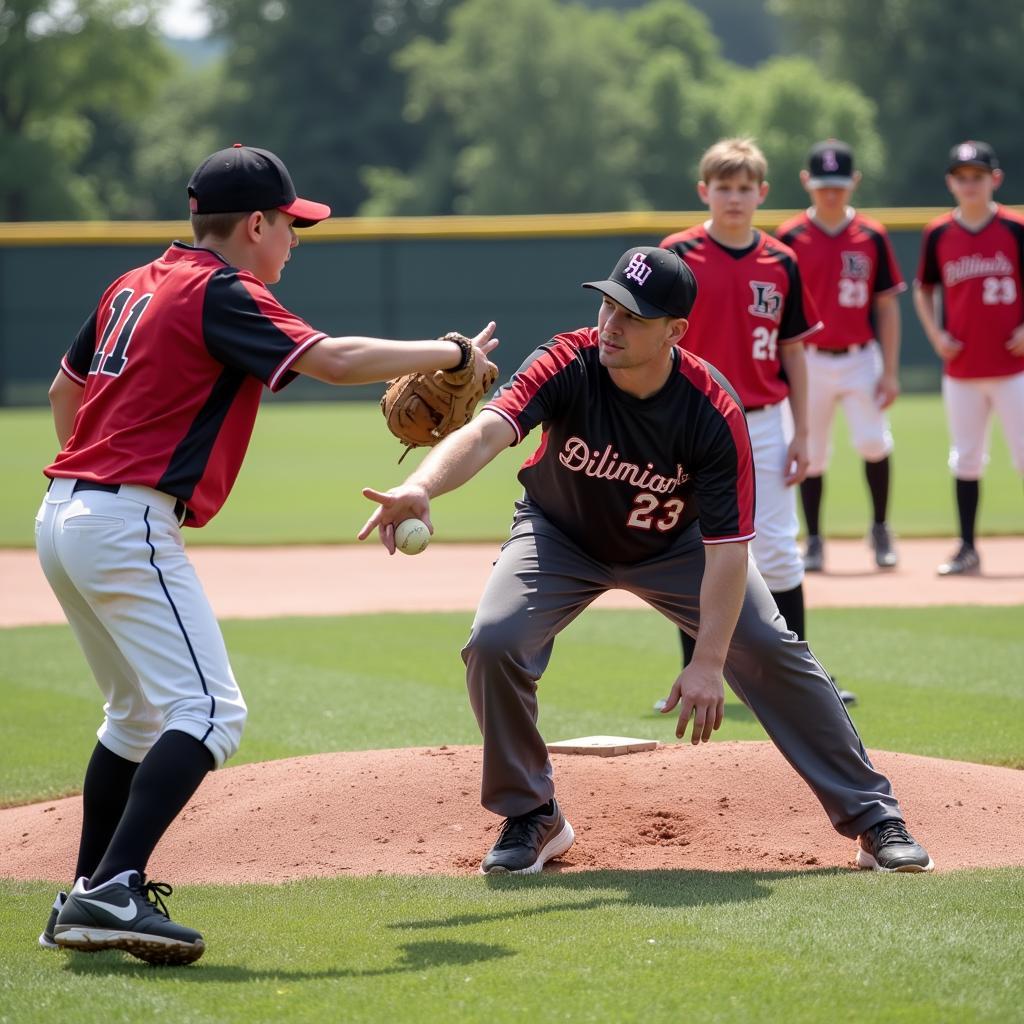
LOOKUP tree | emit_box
[717,56,883,208]
[771,0,1024,204]
[366,0,730,214]
[0,0,173,220]
[205,0,454,217]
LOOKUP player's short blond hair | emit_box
[699,138,768,184]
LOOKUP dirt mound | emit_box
[2,742,1021,882]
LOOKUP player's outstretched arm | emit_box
[358,410,516,554]
[659,542,748,744]
[293,321,498,386]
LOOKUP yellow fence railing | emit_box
[0,208,1001,246]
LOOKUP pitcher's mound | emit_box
[2,742,1021,883]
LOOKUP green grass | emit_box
[3,606,1022,807]
[2,394,1020,547]
[3,606,1023,1021]
[3,870,1023,1023]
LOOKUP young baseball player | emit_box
[359,245,933,877]
[778,140,906,573]
[659,138,856,704]
[913,140,1024,575]
[36,143,498,964]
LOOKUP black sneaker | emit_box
[38,891,67,949]
[54,871,205,965]
[870,522,898,569]
[857,819,933,872]
[803,534,824,572]
[937,544,980,577]
[480,799,575,875]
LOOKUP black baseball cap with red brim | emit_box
[187,144,331,227]
[582,246,698,319]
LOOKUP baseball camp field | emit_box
[1,397,1023,1023]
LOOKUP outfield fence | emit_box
[0,209,969,405]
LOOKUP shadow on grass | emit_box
[62,939,513,981]
[390,866,846,930]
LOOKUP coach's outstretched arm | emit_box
[358,410,517,554]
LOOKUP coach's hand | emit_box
[358,483,432,555]
[660,664,725,745]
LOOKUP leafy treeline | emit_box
[1,0,1020,220]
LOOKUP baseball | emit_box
[394,517,431,555]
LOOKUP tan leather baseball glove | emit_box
[381,332,498,462]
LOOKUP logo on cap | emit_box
[957,143,977,162]
[624,252,653,286]
[822,149,839,172]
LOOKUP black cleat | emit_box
[857,819,933,873]
[54,871,205,965]
[38,891,67,949]
[870,522,898,569]
[481,799,575,875]
[803,534,824,572]
[937,544,980,577]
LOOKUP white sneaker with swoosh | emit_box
[54,870,205,965]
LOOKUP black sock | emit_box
[864,456,890,525]
[771,584,805,641]
[89,730,214,888]
[678,628,696,667]
[801,475,823,536]
[955,478,979,549]
[74,742,139,881]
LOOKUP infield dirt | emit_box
[2,539,1021,880]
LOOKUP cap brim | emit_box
[947,160,993,174]
[806,176,854,189]
[279,196,331,227]
[581,280,665,319]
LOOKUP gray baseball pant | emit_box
[461,513,903,838]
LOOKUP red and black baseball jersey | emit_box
[916,206,1024,379]
[46,243,326,526]
[660,226,822,408]
[485,327,755,564]
[776,210,906,349]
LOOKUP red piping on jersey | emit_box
[521,426,550,469]
[481,405,522,444]
[60,355,87,386]
[676,354,756,541]
[269,330,327,390]
[780,320,824,344]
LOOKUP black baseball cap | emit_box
[806,139,855,189]
[187,144,331,227]
[582,246,698,319]
[947,140,999,174]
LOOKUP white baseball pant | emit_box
[805,342,894,476]
[942,371,1024,479]
[35,477,247,767]
[746,402,804,592]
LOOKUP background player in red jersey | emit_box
[35,144,498,964]
[913,141,1024,576]
[660,138,855,705]
[778,140,906,573]
[358,245,932,877]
